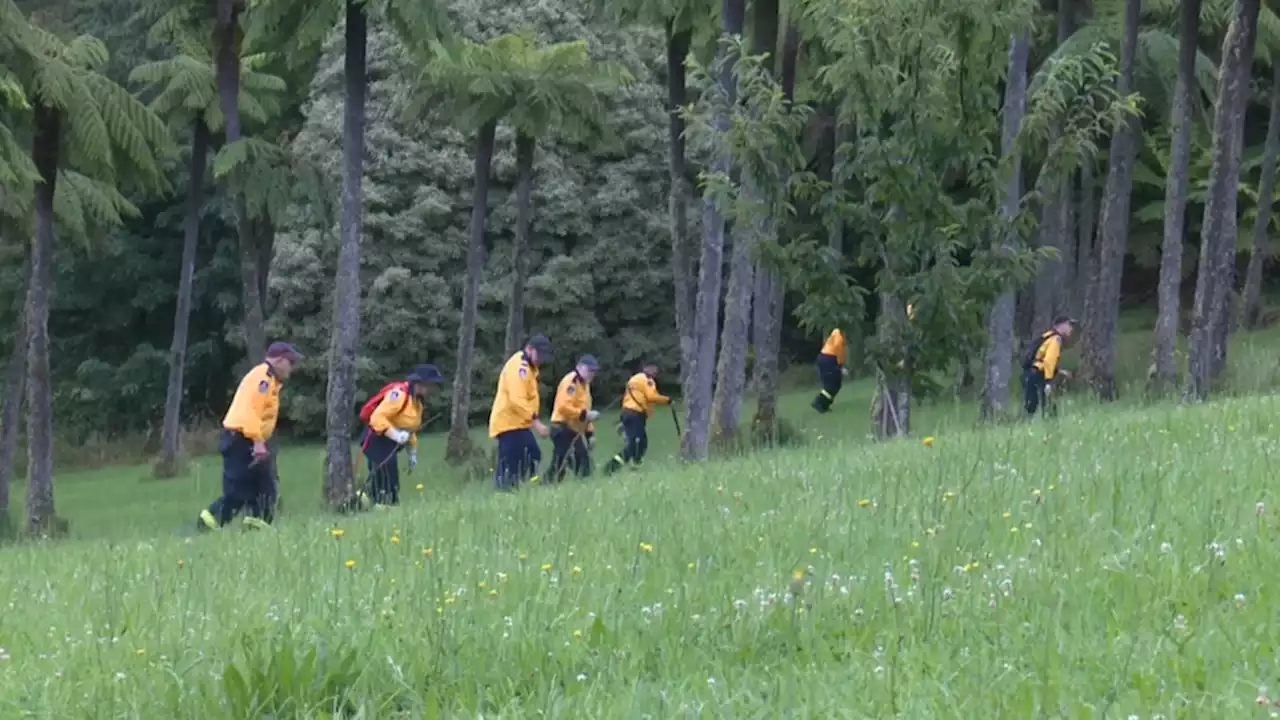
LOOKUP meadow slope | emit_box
[1,393,1277,717]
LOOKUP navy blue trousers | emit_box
[494,428,541,491]
[619,410,648,465]
[207,431,274,525]
[362,430,402,505]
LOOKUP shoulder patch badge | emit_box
[519,366,528,380]
[647,379,655,388]
[389,390,401,401]
[258,379,270,393]
[566,384,575,395]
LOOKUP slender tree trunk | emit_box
[447,120,497,463]
[872,295,911,439]
[667,22,696,401]
[1242,61,1280,329]
[214,0,265,364]
[710,214,755,443]
[1033,1,1076,331]
[504,133,536,357]
[322,0,368,507]
[1075,163,1096,314]
[1186,0,1259,401]
[682,0,745,461]
[25,103,59,537]
[980,28,1029,421]
[1081,0,1142,401]
[1153,0,1201,392]
[256,214,275,319]
[156,120,210,478]
[0,258,29,518]
[751,22,799,439]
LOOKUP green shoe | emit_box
[197,510,218,531]
[242,516,271,530]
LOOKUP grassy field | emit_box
[3,326,1280,716]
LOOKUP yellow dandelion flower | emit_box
[519,552,528,561]
[1002,511,1011,519]
[573,629,582,638]
[445,596,457,605]
[943,491,956,501]
[415,483,424,491]
[1048,484,1056,491]
[911,541,920,549]
[541,563,553,572]
[135,648,145,656]
[331,529,345,539]
[1009,527,1018,534]
[1032,488,1042,497]
[687,562,696,570]
[792,568,805,583]
[391,535,401,545]
[497,572,508,583]
[858,498,872,508]
[488,589,498,597]
[922,436,935,447]
[345,559,356,569]
[478,581,488,589]
[639,542,653,553]
[572,566,582,576]
[809,547,818,555]
[422,547,433,558]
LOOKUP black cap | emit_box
[265,341,303,362]
[577,354,599,370]
[526,335,552,362]
[408,363,445,384]
[1053,315,1077,326]
[639,359,658,370]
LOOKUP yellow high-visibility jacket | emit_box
[223,363,282,442]
[1030,331,1063,380]
[551,371,595,434]
[621,373,670,417]
[820,329,848,366]
[489,352,541,438]
[369,384,425,449]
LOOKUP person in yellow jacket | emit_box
[358,363,445,509]
[811,328,849,413]
[197,341,302,531]
[549,355,600,481]
[489,334,552,491]
[1022,315,1075,416]
[603,360,669,475]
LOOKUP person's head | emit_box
[575,355,599,383]
[640,360,659,378]
[524,334,552,367]
[1052,315,1076,339]
[407,364,445,400]
[264,342,303,380]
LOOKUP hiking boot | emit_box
[197,510,218,531]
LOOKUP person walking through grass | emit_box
[1022,315,1075,417]
[811,328,849,413]
[355,363,445,509]
[489,335,553,491]
[196,342,302,531]
[550,355,601,481]
[603,360,669,475]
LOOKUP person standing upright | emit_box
[197,341,302,531]
[1022,315,1075,417]
[489,335,553,491]
[811,328,849,413]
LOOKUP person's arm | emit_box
[1042,338,1062,380]
[370,389,410,442]
[237,372,266,443]
[835,331,848,367]
[647,379,671,405]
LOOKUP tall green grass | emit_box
[1,392,1277,716]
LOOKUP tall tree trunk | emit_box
[1075,163,1096,314]
[980,28,1030,420]
[1153,0,1202,392]
[751,22,800,440]
[681,0,745,461]
[504,133,536,357]
[1242,60,1280,329]
[256,213,275,320]
[1033,1,1077,332]
[829,120,849,252]
[1081,0,1142,401]
[25,103,59,537]
[667,22,696,401]
[446,120,497,463]
[872,295,911,439]
[1186,0,1259,401]
[214,0,265,365]
[322,0,368,507]
[156,120,210,478]
[0,258,29,518]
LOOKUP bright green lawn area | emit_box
[3,326,1280,715]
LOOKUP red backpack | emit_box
[358,382,410,425]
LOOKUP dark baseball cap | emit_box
[526,334,552,361]
[577,354,599,370]
[1053,315,1078,326]
[265,341,303,362]
[408,363,445,384]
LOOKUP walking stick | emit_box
[670,403,682,437]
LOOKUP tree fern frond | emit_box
[64,88,115,179]
[212,136,288,179]
[58,169,140,229]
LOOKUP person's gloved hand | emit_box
[841,367,849,377]
[408,451,418,470]
[587,435,596,450]
[385,428,410,444]
[585,410,600,422]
